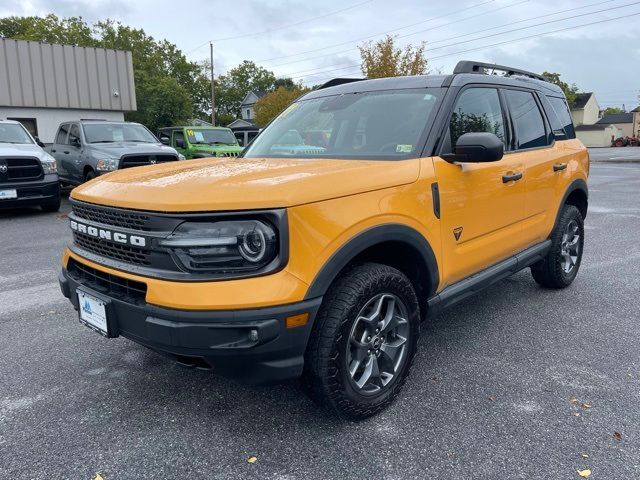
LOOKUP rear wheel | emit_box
[302,263,420,420]
[531,204,584,288]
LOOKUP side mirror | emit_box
[441,132,504,163]
[160,137,170,145]
[71,137,81,148]
[35,136,45,148]
[175,138,185,149]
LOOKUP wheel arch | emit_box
[304,224,440,314]
[555,178,588,229]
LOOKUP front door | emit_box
[172,130,189,158]
[434,87,527,288]
[65,123,83,182]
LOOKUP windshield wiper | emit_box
[90,140,115,143]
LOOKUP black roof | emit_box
[302,60,563,101]
[573,93,593,109]
[575,124,611,131]
[596,113,634,124]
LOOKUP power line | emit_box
[184,0,375,55]
[267,0,528,69]
[252,0,498,64]
[266,0,615,70]
[293,11,640,82]
[283,1,639,78]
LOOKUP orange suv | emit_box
[59,61,589,419]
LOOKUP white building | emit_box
[227,90,266,129]
[0,38,136,142]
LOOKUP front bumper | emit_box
[59,265,322,385]
[0,174,60,208]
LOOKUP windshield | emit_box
[0,123,34,144]
[187,128,237,145]
[244,88,442,159]
[83,123,158,144]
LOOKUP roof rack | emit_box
[453,61,547,82]
[317,78,365,90]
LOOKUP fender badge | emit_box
[453,227,463,241]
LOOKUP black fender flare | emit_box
[553,178,588,231]
[304,224,439,300]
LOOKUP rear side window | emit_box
[504,90,548,150]
[444,87,506,153]
[547,96,576,139]
[56,124,69,144]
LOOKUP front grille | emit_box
[120,154,177,169]
[73,232,151,266]
[67,258,147,304]
[72,202,151,231]
[0,157,43,182]
[222,152,239,157]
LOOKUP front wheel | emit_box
[302,263,420,420]
[531,204,584,288]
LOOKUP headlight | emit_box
[160,220,278,273]
[177,153,186,161]
[96,158,119,171]
[40,154,57,174]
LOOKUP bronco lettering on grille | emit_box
[70,220,147,247]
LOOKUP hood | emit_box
[72,157,420,211]
[1,143,49,160]
[87,142,178,158]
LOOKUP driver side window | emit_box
[443,88,506,153]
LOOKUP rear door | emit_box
[502,89,567,246]
[433,86,527,286]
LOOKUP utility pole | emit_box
[210,42,215,126]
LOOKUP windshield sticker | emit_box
[186,129,194,137]
[194,131,205,142]
[396,144,412,153]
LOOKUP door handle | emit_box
[63,151,70,154]
[51,149,56,153]
[553,163,567,172]
[502,172,523,183]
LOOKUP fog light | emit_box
[248,329,259,342]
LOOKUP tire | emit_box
[301,263,420,420]
[85,170,96,182]
[531,204,584,289]
[40,196,61,213]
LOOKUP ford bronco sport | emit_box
[59,62,589,419]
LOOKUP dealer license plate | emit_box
[78,291,109,336]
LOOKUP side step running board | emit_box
[426,240,551,319]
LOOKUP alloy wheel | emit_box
[560,219,581,273]
[346,293,410,395]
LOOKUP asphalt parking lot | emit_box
[1,162,639,479]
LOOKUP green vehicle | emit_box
[157,126,243,159]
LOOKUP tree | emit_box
[254,86,310,126]
[542,72,580,108]
[0,15,211,128]
[358,35,428,78]
[602,107,625,115]
[214,61,277,120]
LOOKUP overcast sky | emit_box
[2,0,639,109]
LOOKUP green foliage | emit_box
[359,35,428,79]
[542,71,580,108]
[0,14,210,130]
[254,86,310,126]
[602,107,625,115]
[449,111,504,146]
[215,61,277,120]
